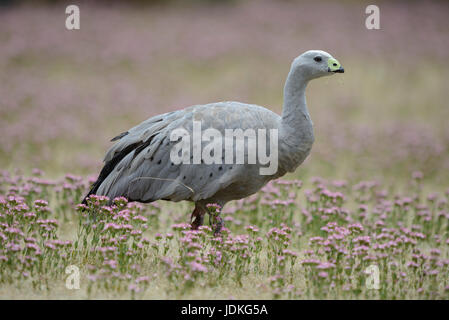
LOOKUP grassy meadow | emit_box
[0,1,449,299]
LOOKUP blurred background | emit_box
[0,0,448,190]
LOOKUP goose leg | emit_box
[213,215,223,236]
[190,205,205,230]
[208,205,223,236]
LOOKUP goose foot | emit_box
[213,216,223,236]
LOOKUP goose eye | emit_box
[314,56,322,62]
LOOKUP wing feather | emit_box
[92,102,281,203]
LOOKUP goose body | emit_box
[83,50,344,231]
